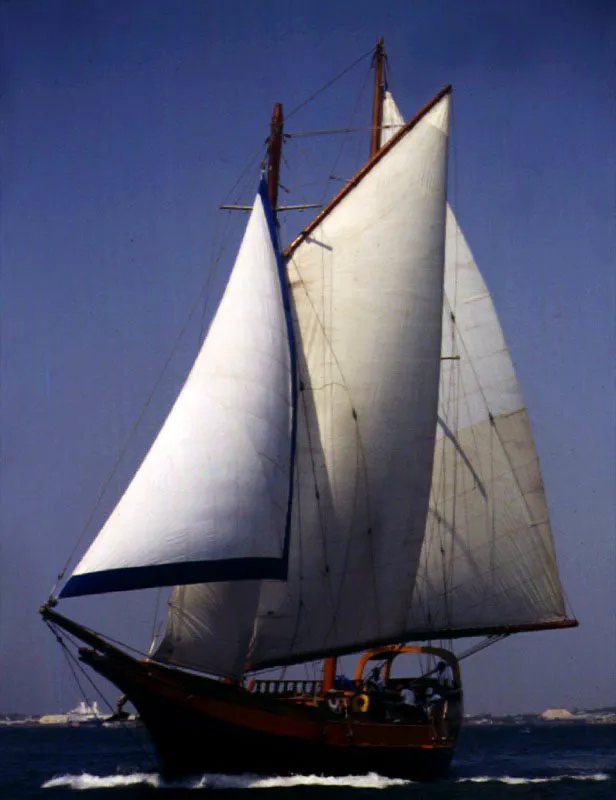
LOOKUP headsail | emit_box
[61,183,296,598]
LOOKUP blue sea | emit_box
[1,723,614,799]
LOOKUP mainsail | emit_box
[61,184,296,599]
[249,90,452,667]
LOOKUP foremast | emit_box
[267,102,284,212]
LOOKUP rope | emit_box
[284,47,374,123]
[47,621,155,764]
[286,124,402,138]
[456,633,509,662]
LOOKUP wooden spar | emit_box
[369,36,385,158]
[267,102,284,213]
[322,656,337,695]
[251,617,578,672]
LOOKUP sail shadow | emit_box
[437,415,487,500]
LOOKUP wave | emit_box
[43,771,613,791]
[42,771,411,790]
[457,774,610,784]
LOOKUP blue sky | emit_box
[0,0,614,716]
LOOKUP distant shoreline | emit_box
[2,708,615,728]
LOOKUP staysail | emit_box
[61,184,296,598]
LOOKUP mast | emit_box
[323,38,383,691]
[267,102,284,212]
[369,36,386,158]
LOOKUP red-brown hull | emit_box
[80,647,455,781]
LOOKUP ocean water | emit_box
[1,723,613,799]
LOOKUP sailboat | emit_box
[41,39,576,781]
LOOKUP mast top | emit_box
[370,37,386,158]
[267,102,284,214]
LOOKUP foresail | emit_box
[61,184,296,598]
[248,90,452,669]
[406,207,568,636]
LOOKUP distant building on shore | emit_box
[39,713,68,725]
[539,708,575,720]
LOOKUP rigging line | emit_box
[318,66,372,208]
[456,634,509,661]
[284,423,309,658]
[284,46,374,123]
[287,124,402,138]
[47,623,155,762]
[296,369,341,643]
[45,622,94,709]
[220,145,268,208]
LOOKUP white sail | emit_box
[91,86,567,677]
[407,206,567,634]
[61,186,295,598]
[248,92,452,667]
[380,91,567,634]
[381,90,405,147]
[154,581,261,679]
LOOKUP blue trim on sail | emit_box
[258,179,298,571]
[59,557,288,598]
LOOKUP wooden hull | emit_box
[79,647,455,781]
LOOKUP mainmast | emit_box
[323,37,385,695]
[369,36,386,158]
[267,102,284,213]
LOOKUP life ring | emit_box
[326,692,343,714]
[351,693,370,714]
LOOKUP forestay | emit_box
[61,186,295,599]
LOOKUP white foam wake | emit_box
[43,773,160,790]
[42,771,411,790]
[458,774,610,785]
